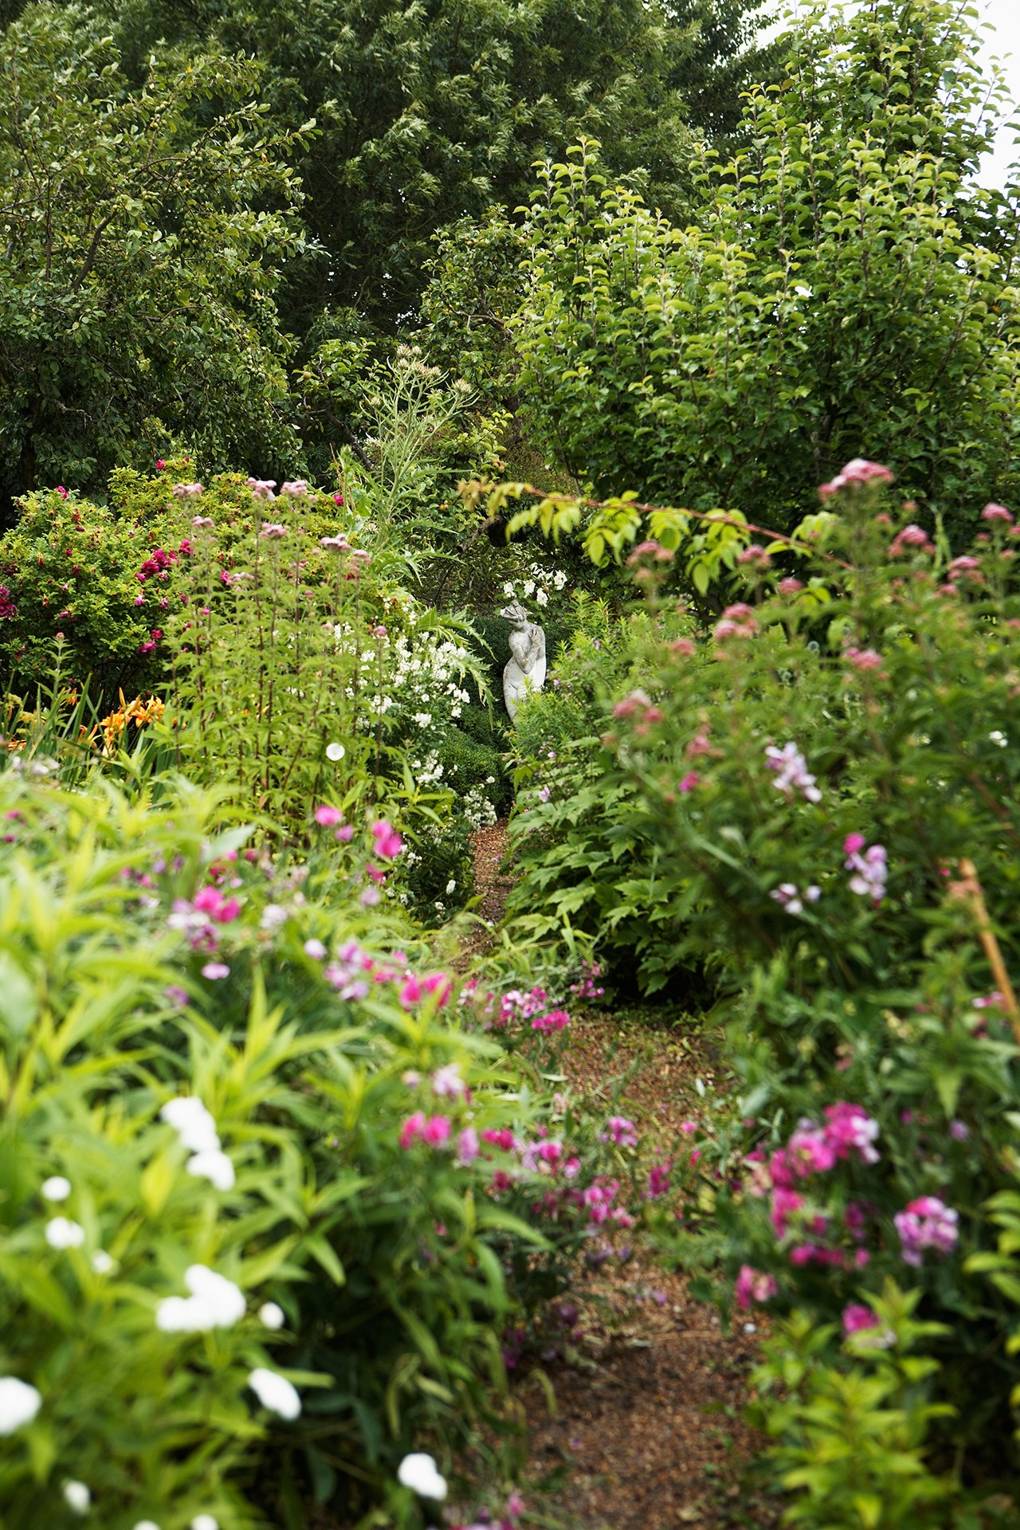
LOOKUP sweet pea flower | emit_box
[201,961,230,981]
[422,1115,451,1147]
[371,819,403,859]
[457,1127,480,1165]
[842,1303,880,1335]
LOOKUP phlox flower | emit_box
[601,1116,638,1148]
[894,1196,958,1265]
[765,742,821,803]
[201,961,230,980]
[647,1161,672,1199]
[431,1063,466,1098]
[844,839,887,902]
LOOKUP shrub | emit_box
[506,464,1020,1514]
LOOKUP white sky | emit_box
[980,0,1020,186]
[760,1,1020,187]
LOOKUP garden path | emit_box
[468,828,776,1530]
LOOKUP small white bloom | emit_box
[258,1301,285,1330]
[91,1251,115,1275]
[156,1266,245,1333]
[260,903,289,932]
[398,1452,448,1501]
[0,1377,42,1434]
[191,1517,219,1530]
[794,284,813,299]
[187,1149,236,1192]
[45,1217,85,1250]
[248,1367,301,1420]
[989,730,1008,747]
[41,1175,71,1202]
[160,1097,220,1154]
[133,1521,161,1530]
[63,1480,91,1515]
[325,741,346,761]
[535,588,549,606]
[445,879,457,895]
[502,582,515,597]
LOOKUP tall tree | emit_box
[0,6,307,506]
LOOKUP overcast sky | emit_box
[979,0,1020,185]
[760,1,1019,187]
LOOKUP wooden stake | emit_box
[950,858,1020,1047]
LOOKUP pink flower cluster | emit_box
[612,688,664,735]
[889,523,931,557]
[137,542,191,585]
[570,960,606,1001]
[771,881,820,916]
[735,1264,778,1311]
[485,986,572,1036]
[167,882,242,954]
[765,741,822,803]
[844,834,887,903]
[319,937,451,1010]
[894,1196,959,1266]
[713,602,758,641]
[818,458,895,500]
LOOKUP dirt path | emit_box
[470,826,775,1530]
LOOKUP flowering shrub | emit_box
[507,465,1020,1514]
[0,767,615,1524]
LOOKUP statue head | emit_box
[499,600,529,626]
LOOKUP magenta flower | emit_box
[895,1196,958,1265]
[770,1187,805,1238]
[532,1008,570,1033]
[601,1116,639,1148]
[421,1115,451,1147]
[734,1264,777,1310]
[371,819,404,859]
[823,1102,880,1164]
[647,1160,672,1199]
[314,804,343,827]
[845,840,887,902]
[399,1112,427,1149]
[678,771,700,793]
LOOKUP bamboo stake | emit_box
[950,857,1020,1047]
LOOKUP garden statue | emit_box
[500,601,546,721]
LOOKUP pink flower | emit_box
[981,502,1013,523]
[260,522,287,539]
[889,523,931,556]
[201,961,230,980]
[360,886,380,906]
[457,1127,480,1165]
[669,637,696,657]
[335,824,354,842]
[770,1187,804,1237]
[247,478,277,499]
[788,1125,837,1176]
[314,804,343,826]
[431,1063,466,1098]
[846,841,887,902]
[845,647,884,672]
[895,1196,958,1265]
[714,603,758,641]
[647,1161,672,1199]
[532,1008,569,1033]
[55,485,69,499]
[823,1102,880,1164]
[280,480,309,496]
[765,742,821,803]
[399,976,423,1008]
[843,832,866,856]
[842,1303,878,1335]
[422,1115,451,1147]
[678,771,700,793]
[601,1116,639,1148]
[819,459,894,500]
[734,1264,777,1310]
[777,577,803,595]
[737,543,771,568]
[400,1112,427,1149]
[371,819,404,859]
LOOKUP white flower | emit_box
[187,1149,236,1192]
[535,589,549,607]
[156,1266,245,1332]
[0,1377,42,1434]
[160,1097,220,1154]
[191,1518,219,1530]
[45,1217,85,1250]
[325,741,346,761]
[445,879,457,895]
[260,903,289,932]
[63,1480,91,1515]
[259,1301,285,1330]
[794,283,813,299]
[989,730,1008,747]
[397,1452,448,1501]
[522,579,536,597]
[91,1251,115,1275]
[248,1367,301,1420]
[41,1175,71,1202]
[133,1521,161,1530]
[502,582,515,597]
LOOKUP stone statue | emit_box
[501,601,546,721]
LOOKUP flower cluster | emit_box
[502,559,567,610]
[161,1095,236,1192]
[894,1196,959,1266]
[844,834,888,903]
[765,741,822,803]
[818,458,895,500]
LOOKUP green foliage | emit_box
[515,1,1020,535]
[0,7,306,509]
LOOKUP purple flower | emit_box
[600,1116,639,1148]
[845,840,887,903]
[765,742,822,803]
[894,1196,958,1266]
